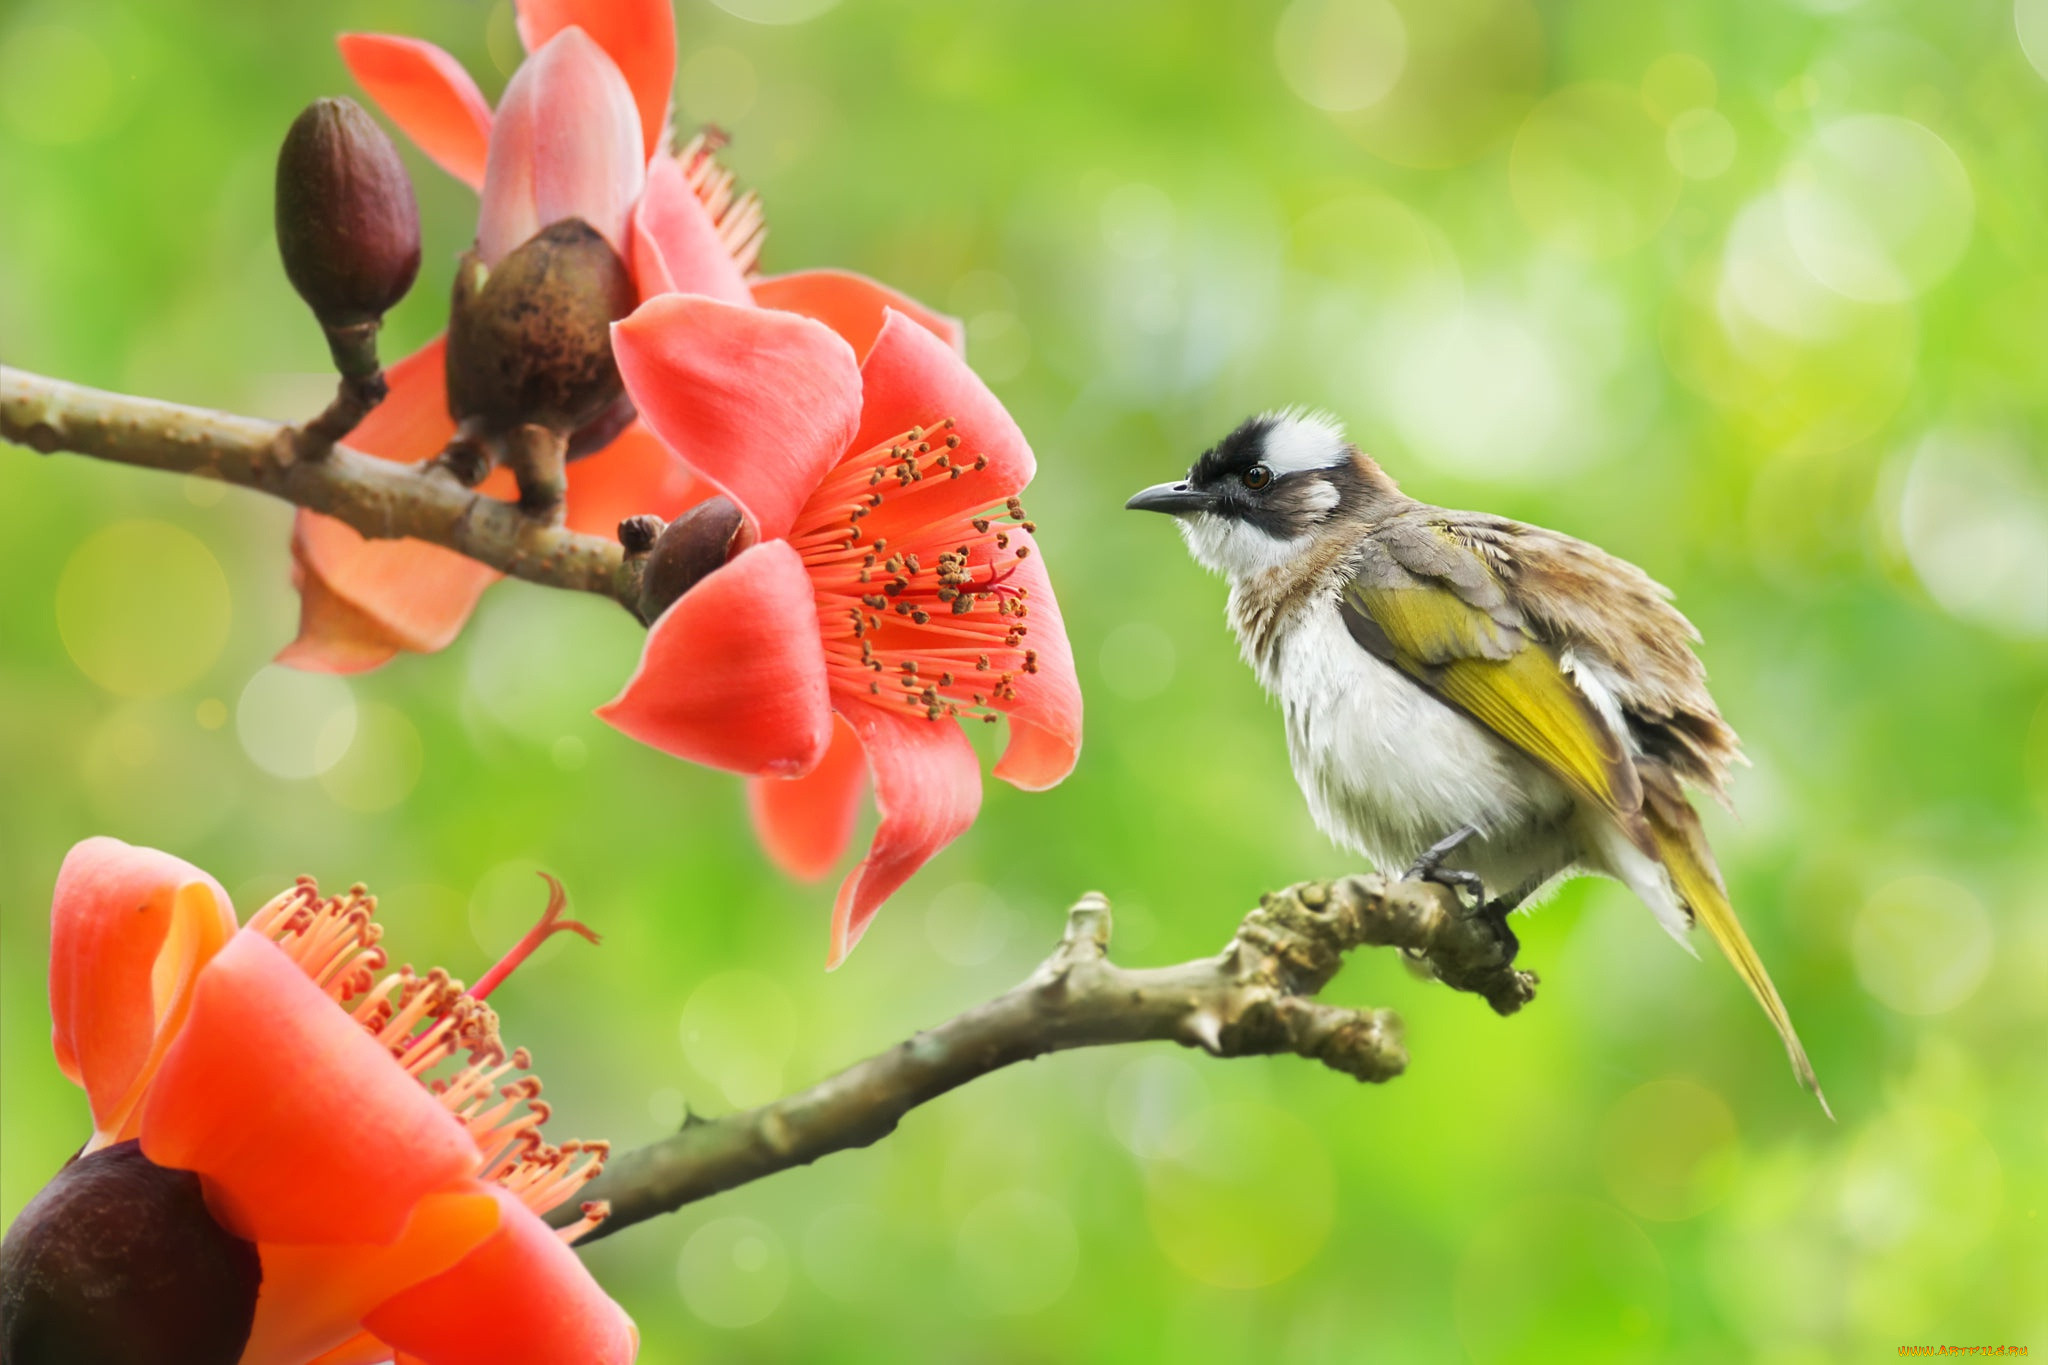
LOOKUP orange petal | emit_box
[749,714,868,881]
[365,1185,638,1365]
[238,1186,501,1365]
[611,294,861,541]
[988,527,1081,791]
[308,1334,403,1365]
[827,700,983,967]
[284,513,499,667]
[337,35,494,190]
[596,541,834,777]
[48,838,236,1148]
[752,268,965,362]
[139,931,481,1247]
[562,418,709,539]
[477,27,643,266]
[516,0,675,159]
[348,335,458,465]
[630,155,752,305]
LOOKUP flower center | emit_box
[789,421,1041,723]
[247,879,610,1242]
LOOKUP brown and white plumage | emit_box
[1128,411,1826,1109]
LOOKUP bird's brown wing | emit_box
[1340,515,1646,836]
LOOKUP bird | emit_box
[1126,409,1827,1111]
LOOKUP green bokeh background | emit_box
[5,0,2048,1358]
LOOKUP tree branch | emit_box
[562,873,1536,1243]
[0,367,643,612]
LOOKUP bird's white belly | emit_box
[1258,606,1576,883]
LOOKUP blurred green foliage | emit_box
[5,0,2048,1359]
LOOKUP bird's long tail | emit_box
[1643,795,1831,1117]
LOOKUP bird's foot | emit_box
[1403,825,1485,906]
[1475,896,1522,967]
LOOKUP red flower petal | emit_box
[752,268,964,362]
[851,310,1035,525]
[336,35,494,190]
[596,541,834,777]
[285,514,499,667]
[364,1185,638,1365]
[749,714,868,881]
[827,700,982,967]
[562,418,709,538]
[238,1186,501,1365]
[48,838,235,1146]
[612,294,861,541]
[988,527,1082,791]
[139,931,482,1246]
[477,27,644,266]
[515,0,674,160]
[629,155,753,305]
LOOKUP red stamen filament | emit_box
[468,873,601,1003]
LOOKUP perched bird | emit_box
[1128,410,1826,1110]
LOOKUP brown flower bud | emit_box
[445,219,635,436]
[0,1141,261,1365]
[275,97,421,372]
[637,496,749,623]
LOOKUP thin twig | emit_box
[0,368,645,610]
[561,873,1536,1243]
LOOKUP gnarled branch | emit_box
[0,368,644,611]
[562,873,1536,1243]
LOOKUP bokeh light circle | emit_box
[1851,875,1993,1016]
[678,1217,790,1328]
[955,1190,1080,1314]
[1598,1077,1739,1221]
[2020,0,2048,80]
[1666,108,1736,180]
[1898,431,2048,638]
[1455,1197,1669,1364]
[1331,0,1544,169]
[682,971,798,1106]
[1143,1102,1333,1288]
[1510,83,1679,257]
[1640,53,1716,123]
[1098,621,1178,701]
[1781,116,1974,303]
[318,701,424,811]
[707,0,839,24]
[236,666,355,779]
[1273,0,1408,113]
[57,520,230,698]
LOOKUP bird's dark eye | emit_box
[1241,464,1273,491]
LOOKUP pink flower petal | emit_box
[285,515,500,667]
[827,700,983,967]
[139,931,482,1246]
[988,526,1081,790]
[752,268,964,362]
[515,0,675,159]
[611,294,861,541]
[365,1185,638,1365]
[748,714,868,881]
[596,541,834,777]
[851,310,1036,527]
[477,27,644,266]
[629,155,753,306]
[336,35,494,190]
[48,838,235,1147]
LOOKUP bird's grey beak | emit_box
[1125,481,1212,516]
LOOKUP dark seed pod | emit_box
[445,219,636,436]
[0,1140,261,1365]
[637,496,747,623]
[275,97,421,367]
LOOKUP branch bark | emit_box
[0,367,642,611]
[562,873,1537,1243]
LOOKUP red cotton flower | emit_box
[36,837,632,1365]
[281,0,964,675]
[598,296,1084,965]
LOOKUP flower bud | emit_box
[0,1141,260,1365]
[275,97,422,373]
[446,219,636,435]
[636,496,748,623]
